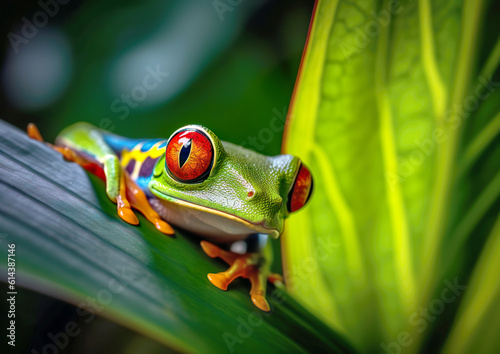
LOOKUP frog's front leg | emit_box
[201,236,283,312]
[120,171,174,234]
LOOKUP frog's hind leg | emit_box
[28,123,80,161]
[28,123,104,173]
[201,240,282,312]
[27,123,173,235]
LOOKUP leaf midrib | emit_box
[374,0,416,315]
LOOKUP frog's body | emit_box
[28,122,313,311]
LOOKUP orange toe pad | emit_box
[252,294,270,312]
[207,273,229,291]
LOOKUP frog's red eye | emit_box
[165,128,214,183]
[287,164,313,213]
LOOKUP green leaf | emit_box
[282,0,499,351]
[0,120,354,353]
[442,214,500,354]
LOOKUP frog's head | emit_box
[149,125,313,242]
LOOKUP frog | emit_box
[27,122,313,311]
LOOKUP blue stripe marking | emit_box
[102,133,164,155]
[140,140,164,152]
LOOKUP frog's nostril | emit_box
[245,187,282,211]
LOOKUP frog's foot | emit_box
[120,171,174,235]
[27,123,44,142]
[27,123,89,164]
[201,241,279,312]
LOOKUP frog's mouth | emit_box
[150,188,280,242]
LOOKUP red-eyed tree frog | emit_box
[27,122,313,311]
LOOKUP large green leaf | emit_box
[0,120,354,353]
[283,0,499,351]
[442,213,500,354]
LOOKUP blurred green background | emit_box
[0,0,313,352]
[1,0,312,155]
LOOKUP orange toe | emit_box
[118,205,139,225]
[155,219,174,235]
[252,294,270,312]
[268,273,283,285]
[207,273,228,291]
[201,241,220,258]
[27,123,44,142]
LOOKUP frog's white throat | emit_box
[149,197,279,243]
